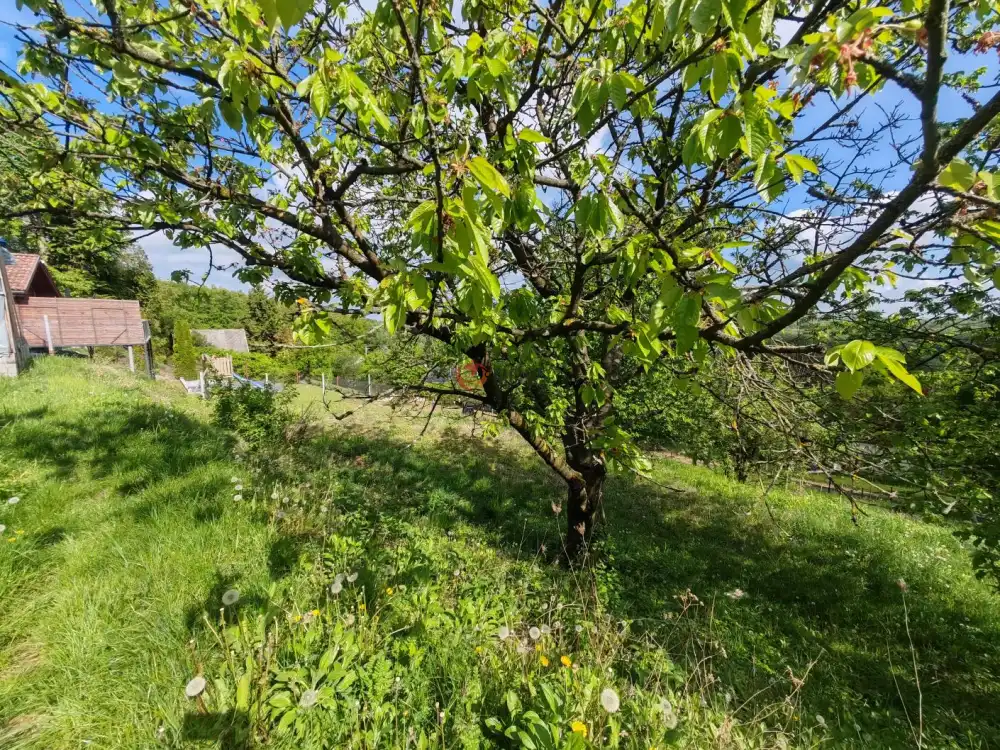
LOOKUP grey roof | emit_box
[191,328,250,353]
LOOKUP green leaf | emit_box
[466,32,483,52]
[691,0,722,34]
[258,0,279,30]
[840,339,875,372]
[784,153,818,183]
[609,73,628,110]
[717,115,742,158]
[218,99,243,131]
[877,353,923,395]
[938,159,976,192]
[310,74,330,119]
[517,128,551,143]
[277,0,310,29]
[835,370,864,400]
[468,156,511,198]
[722,0,749,31]
[710,54,729,103]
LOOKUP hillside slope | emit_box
[1,359,998,749]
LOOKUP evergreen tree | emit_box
[172,319,197,380]
[244,285,288,355]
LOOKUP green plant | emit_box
[172,319,198,380]
[212,380,292,451]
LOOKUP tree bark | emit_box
[564,450,606,562]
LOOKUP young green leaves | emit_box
[827,341,923,398]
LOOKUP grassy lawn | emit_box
[2,359,999,748]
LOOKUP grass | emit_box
[1,358,999,748]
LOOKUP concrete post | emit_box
[43,314,54,355]
[127,345,135,372]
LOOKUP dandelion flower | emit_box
[7,537,15,543]
[16,529,24,535]
[233,494,243,502]
[475,645,483,655]
[539,655,550,667]
[529,626,541,641]
[311,609,320,617]
[299,689,318,709]
[346,572,358,583]
[221,589,240,606]
[571,720,587,736]
[600,687,621,713]
[560,655,572,667]
[7,497,19,505]
[385,587,394,596]
[498,626,511,641]
[185,676,206,698]
[330,581,343,595]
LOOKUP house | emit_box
[3,252,62,301]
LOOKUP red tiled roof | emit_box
[6,253,41,294]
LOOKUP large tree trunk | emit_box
[564,451,606,562]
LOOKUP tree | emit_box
[172,319,198,380]
[0,130,157,304]
[244,285,290,355]
[2,0,999,558]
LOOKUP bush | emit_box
[172,319,198,380]
[212,381,292,451]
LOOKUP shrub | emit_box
[172,319,198,380]
[212,380,292,451]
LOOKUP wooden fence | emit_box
[15,297,146,348]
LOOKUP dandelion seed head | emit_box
[233,494,243,502]
[498,626,511,641]
[299,689,318,709]
[346,572,358,583]
[222,589,240,606]
[0,525,5,534]
[7,497,19,505]
[574,624,583,633]
[816,714,827,728]
[726,588,746,601]
[345,614,356,626]
[185,676,206,698]
[234,484,243,491]
[600,688,620,713]
[334,573,344,584]
[230,478,239,484]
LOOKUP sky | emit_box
[0,3,997,298]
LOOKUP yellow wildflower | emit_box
[311,609,320,617]
[293,614,302,623]
[386,587,394,596]
[359,603,367,613]
[571,721,587,736]
[535,644,542,652]
[16,529,24,534]
[475,646,483,655]
[560,655,572,667]
[6,537,15,543]
[539,655,550,667]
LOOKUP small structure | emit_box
[0,247,27,377]
[0,247,153,378]
[192,328,250,353]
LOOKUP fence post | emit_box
[199,370,206,399]
[43,314,54,355]
[127,345,135,373]
[321,372,325,394]
[265,373,269,384]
